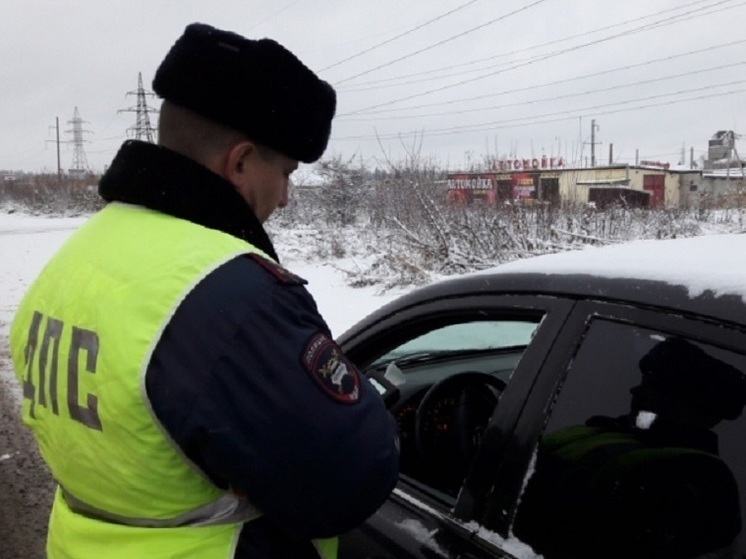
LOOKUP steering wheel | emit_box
[414,371,506,492]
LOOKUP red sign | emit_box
[494,156,565,172]
[512,173,536,200]
[446,175,495,190]
[446,174,496,205]
[640,160,670,170]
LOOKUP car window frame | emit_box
[478,298,746,539]
[339,293,575,528]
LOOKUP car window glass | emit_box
[370,320,539,368]
[512,319,746,559]
[365,316,543,503]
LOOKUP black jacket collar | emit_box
[98,140,279,261]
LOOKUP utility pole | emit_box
[119,72,158,143]
[590,119,601,167]
[582,119,601,167]
[46,117,63,180]
[66,106,93,175]
[56,117,61,179]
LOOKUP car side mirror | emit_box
[366,363,406,407]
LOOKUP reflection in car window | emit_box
[513,320,746,559]
[370,320,539,368]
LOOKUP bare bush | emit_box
[315,155,366,227]
[268,151,744,289]
[6,163,745,292]
[0,174,104,216]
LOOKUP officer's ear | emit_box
[222,140,257,189]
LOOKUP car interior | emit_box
[362,317,541,499]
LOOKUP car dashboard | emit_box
[364,348,525,495]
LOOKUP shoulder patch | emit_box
[248,253,307,285]
[301,333,361,404]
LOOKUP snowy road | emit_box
[0,215,86,558]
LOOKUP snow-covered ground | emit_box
[4,209,744,400]
[2,209,745,559]
[0,211,414,399]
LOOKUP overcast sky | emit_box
[2,0,745,174]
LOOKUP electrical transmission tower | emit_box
[119,72,158,143]
[66,106,92,174]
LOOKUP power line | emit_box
[343,0,743,114]
[333,0,549,85]
[339,39,746,116]
[337,61,746,122]
[340,0,743,115]
[245,0,306,32]
[334,83,746,142]
[427,80,746,136]
[319,0,481,73]
[337,0,727,91]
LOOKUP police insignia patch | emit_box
[301,333,360,404]
[248,253,307,285]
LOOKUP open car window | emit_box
[362,314,544,504]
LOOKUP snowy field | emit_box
[4,209,745,403]
[0,211,414,400]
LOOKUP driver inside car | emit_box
[513,337,746,559]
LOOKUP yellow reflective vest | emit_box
[10,202,337,559]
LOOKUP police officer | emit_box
[10,23,399,559]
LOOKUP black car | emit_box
[337,233,746,559]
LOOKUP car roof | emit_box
[352,234,746,332]
[485,232,746,299]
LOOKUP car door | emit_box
[338,293,574,559]
[495,300,746,559]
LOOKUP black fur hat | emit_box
[153,23,336,163]
[638,337,746,421]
